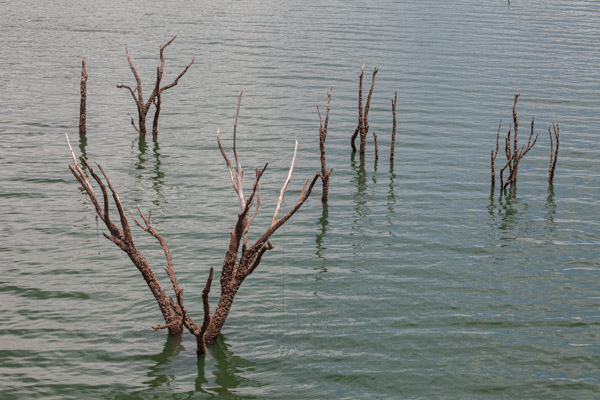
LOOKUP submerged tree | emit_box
[117,34,194,137]
[351,64,378,154]
[67,94,319,354]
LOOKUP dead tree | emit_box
[117,34,194,137]
[67,93,318,354]
[548,123,560,183]
[79,52,87,136]
[351,64,378,154]
[498,94,539,189]
[317,87,333,203]
[390,91,397,162]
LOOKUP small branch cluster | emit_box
[351,64,378,154]
[491,94,539,190]
[117,34,194,137]
[317,87,333,203]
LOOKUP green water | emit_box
[1,0,599,398]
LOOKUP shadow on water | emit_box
[143,334,185,389]
[350,152,370,234]
[314,204,329,278]
[195,336,256,397]
[487,185,532,245]
[130,335,255,398]
[132,135,165,206]
[373,156,378,177]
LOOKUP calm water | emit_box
[1,0,599,398]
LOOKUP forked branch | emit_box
[351,64,378,154]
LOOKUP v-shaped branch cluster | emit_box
[67,92,318,354]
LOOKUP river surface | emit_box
[1,0,599,398]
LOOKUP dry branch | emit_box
[79,52,87,136]
[318,87,333,204]
[117,34,194,137]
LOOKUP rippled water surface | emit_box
[1,0,599,398]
